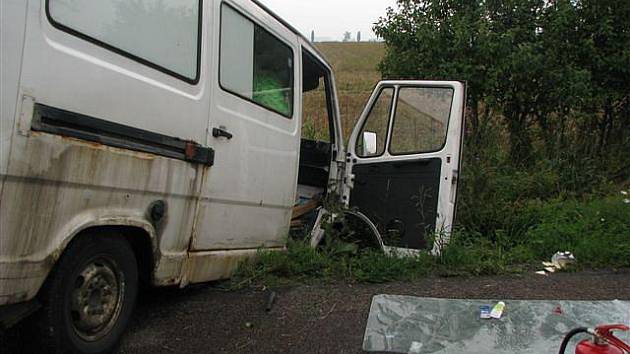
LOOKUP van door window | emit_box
[220,5,294,118]
[355,88,394,157]
[390,87,453,154]
[47,0,201,82]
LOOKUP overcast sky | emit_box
[257,0,397,41]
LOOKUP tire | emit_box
[35,233,138,354]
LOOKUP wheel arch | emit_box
[48,218,158,290]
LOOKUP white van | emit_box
[0,0,465,352]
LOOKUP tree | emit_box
[374,0,495,144]
[342,31,352,42]
[574,0,630,153]
[375,0,629,164]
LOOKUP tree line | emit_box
[375,0,629,174]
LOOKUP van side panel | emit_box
[191,1,300,252]
[0,0,212,305]
[0,0,28,177]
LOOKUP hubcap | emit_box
[70,257,124,342]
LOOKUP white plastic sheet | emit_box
[363,295,630,354]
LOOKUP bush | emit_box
[527,197,630,268]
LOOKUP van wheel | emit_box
[36,234,138,354]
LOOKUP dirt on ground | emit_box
[4,269,630,354]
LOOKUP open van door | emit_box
[345,81,465,254]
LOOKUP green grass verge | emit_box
[232,195,629,287]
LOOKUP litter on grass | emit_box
[363,295,630,354]
[536,251,576,275]
[552,252,576,268]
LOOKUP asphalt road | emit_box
[4,269,629,353]
[119,269,630,354]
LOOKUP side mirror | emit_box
[362,131,378,156]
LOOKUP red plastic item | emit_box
[576,325,630,354]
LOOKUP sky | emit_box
[257,0,397,41]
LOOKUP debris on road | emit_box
[490,301,506,319]
[480,305,491,319]
[265,291,277,312]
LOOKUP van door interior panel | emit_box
[350,158,442,249]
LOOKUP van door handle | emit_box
[212,127,233,140]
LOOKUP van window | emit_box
[47,0,201,82]
[220,5,294,118]
[389,87,453,154]
[302,51,332,142]
[356,88,394,157]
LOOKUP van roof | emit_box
[250,0,332,69]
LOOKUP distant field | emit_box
[315,42,385,137]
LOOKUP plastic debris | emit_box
[480,305,491,319]
[551,251,577,269]
[490,302,506,319]
[536,251,576,276]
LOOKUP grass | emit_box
[233,194,629,287]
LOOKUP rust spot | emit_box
[185,142,196,160]
[58,134,157,160]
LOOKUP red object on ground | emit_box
[576,325,630,354]
[554,306,563,314]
